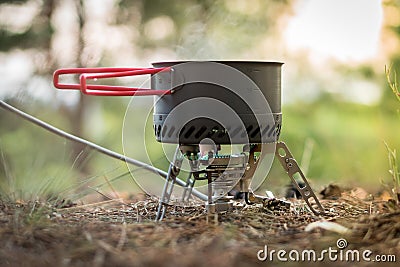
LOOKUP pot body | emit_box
[151,61,282,145]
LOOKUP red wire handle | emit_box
[53,67,172,96]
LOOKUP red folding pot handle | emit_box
[53,67,172,96]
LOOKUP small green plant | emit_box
[384,142,400,204]
[386,65,400,103]
[385,66,400,204]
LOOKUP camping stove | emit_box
[53,61,325,220]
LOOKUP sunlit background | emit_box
[0,0,399,203]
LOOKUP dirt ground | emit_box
[1,188,399,267]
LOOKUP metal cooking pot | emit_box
[151,61,282,145]
[53,61,283,145]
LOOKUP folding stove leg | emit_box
[155,148,183,221]
[275,141,325,216]
[206,171,215,213]
[181,172,196,202]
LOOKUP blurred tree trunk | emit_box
[37,0,90,172]
[68,0,90,172]
[40,0,56,72]
[32,0,90,171]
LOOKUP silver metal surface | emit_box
[275,141,325,216]
[155,147,184,221]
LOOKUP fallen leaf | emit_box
[305,220,350,234]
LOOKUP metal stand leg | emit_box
[181,172,196,202]
[206,171,214,213]
[155,147,183,221]
[240,144,261,193]
[275,141,325,216]
[206,171,219,224]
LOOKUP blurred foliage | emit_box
[0,0,29,3]
[280,95,400,190]
[0,26,52,51]
[0,97,134,203]
[381,0,400,110]
[0,99,78,202]
[0,0,54,51]
[116,0,291,58]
